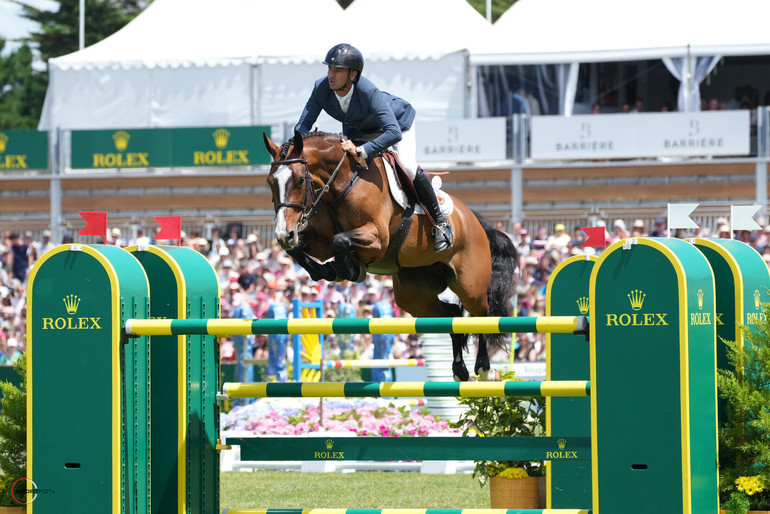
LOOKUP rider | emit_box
[294,43,453,252]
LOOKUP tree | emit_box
[0,40,47,129]
[335,0,517,22]
[0,0,146,129]
[20,0,145,63]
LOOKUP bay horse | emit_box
[263,131,519,381]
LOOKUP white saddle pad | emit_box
[382,158,454,216]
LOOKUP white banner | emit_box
[416,117,507,162]
[531,111,750,160]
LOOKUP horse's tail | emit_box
[473,211,519,350]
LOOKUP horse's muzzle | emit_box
[275,229,299,251]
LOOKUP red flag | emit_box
[154,216,182,243]
[581,226,607,249]
[78,211,108,238]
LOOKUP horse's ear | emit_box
[288,130,304,158]
[263,132,279,159]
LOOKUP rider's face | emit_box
[328,66,355,94]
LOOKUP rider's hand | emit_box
[341,139,358,156]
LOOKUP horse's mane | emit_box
[279,131,347,159]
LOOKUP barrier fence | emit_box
[28,235,766,514]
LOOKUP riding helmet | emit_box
[323,43,364,75]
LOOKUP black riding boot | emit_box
[413,168,453,251]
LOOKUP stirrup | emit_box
[433,221,453,252]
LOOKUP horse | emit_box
[263,131,519,381]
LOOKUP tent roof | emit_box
[470,0,770,65]
[50,0,492,70]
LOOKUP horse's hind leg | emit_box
[475,334,501,381]
[393,266,471,381]
[451,332,471,382]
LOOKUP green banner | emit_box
[0,129,48,170]
[70,126,271,169]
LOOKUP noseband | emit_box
[271,151,364,230]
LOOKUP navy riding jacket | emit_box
[295,75,416,158]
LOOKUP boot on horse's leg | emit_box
[413,168,452,252]
[332,254,366,283]
[288,249,338,282]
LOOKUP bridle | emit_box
[271,149,366,230]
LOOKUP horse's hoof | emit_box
[477,368,501,381]
[453,368,470,382]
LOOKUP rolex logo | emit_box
[325,439,334,450]
[576,297,589,315]
[697,289,704,310]
[0,132,7,153]
[756,289,761,310]
[112,130,130,152]
[63,294,81,315]
[557,438,567,450]
[213,128,230,149]
[627,289,646,311]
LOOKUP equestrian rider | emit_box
[295,43,453,252]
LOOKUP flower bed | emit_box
[222,398,459,437]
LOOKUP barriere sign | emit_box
[531,110,750,160]
[70,126,272,169]
[416,117,507,162]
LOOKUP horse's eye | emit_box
[297,176,305,187]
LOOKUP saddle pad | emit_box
[382,158,454,217]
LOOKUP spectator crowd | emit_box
[3,215,770,374]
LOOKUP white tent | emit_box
[471,0,770,64]
[39,0,493,134]
[469,0,770,114]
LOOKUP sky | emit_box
[0,0,56,53]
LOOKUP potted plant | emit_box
[0,353,27,512]
[718,301,770,514]
[450,369,546,508]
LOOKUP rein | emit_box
[272,151,365,230]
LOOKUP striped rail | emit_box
[324,358,425,369]
[219,380,590,400]
[124,315,588,336]
[221,509,592,514]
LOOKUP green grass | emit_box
[221,471,490,509]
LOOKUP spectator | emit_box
[230,292,256,403]
[530,226,549,255]
[237,261,258,294]
[611,219,629,243]
[650,218,668,237]
[8,233,29,283]
[265,296,290,382]
[631,219,647,237]
[546,223,571,257]
[370,287,395,382]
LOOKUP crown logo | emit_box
[628,289,645,311]
[325,439,334,450]
[63,294,81,315]
[112,130,130,152]
[697,289,704,310]
[576,297,589,315]
[213,128,230,149]
[0,133,8,153]
[557,438,567,450]
[756,289,761,310]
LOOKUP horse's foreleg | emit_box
[287,249,338,282]
[329,225,385,282]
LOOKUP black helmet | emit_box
[323,43,364,75]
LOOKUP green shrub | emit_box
[0,354,26,506]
